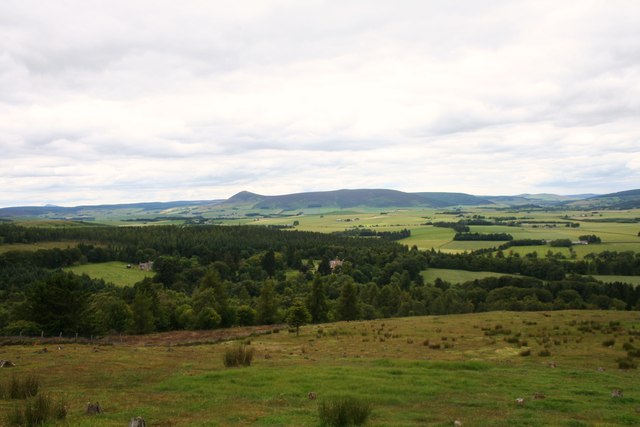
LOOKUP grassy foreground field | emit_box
[1,311,640,426]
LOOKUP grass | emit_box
[248,207,640,258]
[5,393,67,427]
[587,275,640,287]
[421,268,515,284]
[1,310,639,426]
[64,262,154,287]
[6,207,640,259]
[0,241,80,254]
[319,396,372,426]
[223,344,255,367]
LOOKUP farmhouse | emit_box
[139,261,154,271]
[329,259,343,270]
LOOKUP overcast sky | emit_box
[1,0,639,207]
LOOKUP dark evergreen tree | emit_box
[256,280,279,324]
[337,276,359,321]
[286,302,311,336]
[307,275,328,323]
[25,271,88,335]
[261,250,277,277]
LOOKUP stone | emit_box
[85,402,103,415]
[129,416,147,427]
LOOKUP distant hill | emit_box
[567,189,640,209]
[1,188,638,222]
[484,193,598,206]
[0,200,223,221]
[225,189,493,210]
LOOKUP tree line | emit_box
[0,224,638,337]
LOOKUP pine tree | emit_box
[256,280,279,324]
[338,277,359,321]
[286,302,311,336]
[307,275,328,323]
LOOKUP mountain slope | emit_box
[568,189,640,209]
[0,200,223,219]
[224,189,492,210]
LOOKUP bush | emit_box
[0,374,40,399]
[617,357,638,369]
[602,338,615,347]
[319,396,372,427]
[538,349,552,357]
[1,375,39,399]
[6,393,67,426]
[627,348,640,358]
[223,345,254,367]
[519,349,531,356]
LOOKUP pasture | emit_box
[247,207,640,258]
[1,310,639,426]
[65,262,154,287]
[421,268,514,284]
[0,241,79,254]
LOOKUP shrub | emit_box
[538,349,552,357]
[602,338,615,347]
[318,396,372,427]
[617,357,638,370]
[519,349,531,356]
[627,348,640,358]
[223,345,254,367]
[1,375,39,399]
[6,393,66,427]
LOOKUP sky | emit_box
[1,0,639,207]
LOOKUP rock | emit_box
[454,420,463,426]
[611,389,623,398]
[516,397,524,405]
[85,402,103,415]
[597,366,605,372]
[129,416,147,427]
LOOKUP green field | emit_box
[5,207,639,259]
[422,268,514,284]
[588,275,640,286]
[65,262,154,286]
[2,311,640,426]
[239,207,640,258]
[0,241,79,254]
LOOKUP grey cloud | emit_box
[1,1,640,206]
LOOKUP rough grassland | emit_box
[65,262,154,287]
[1,311,639,426]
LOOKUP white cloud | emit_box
[1,0,639,206]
